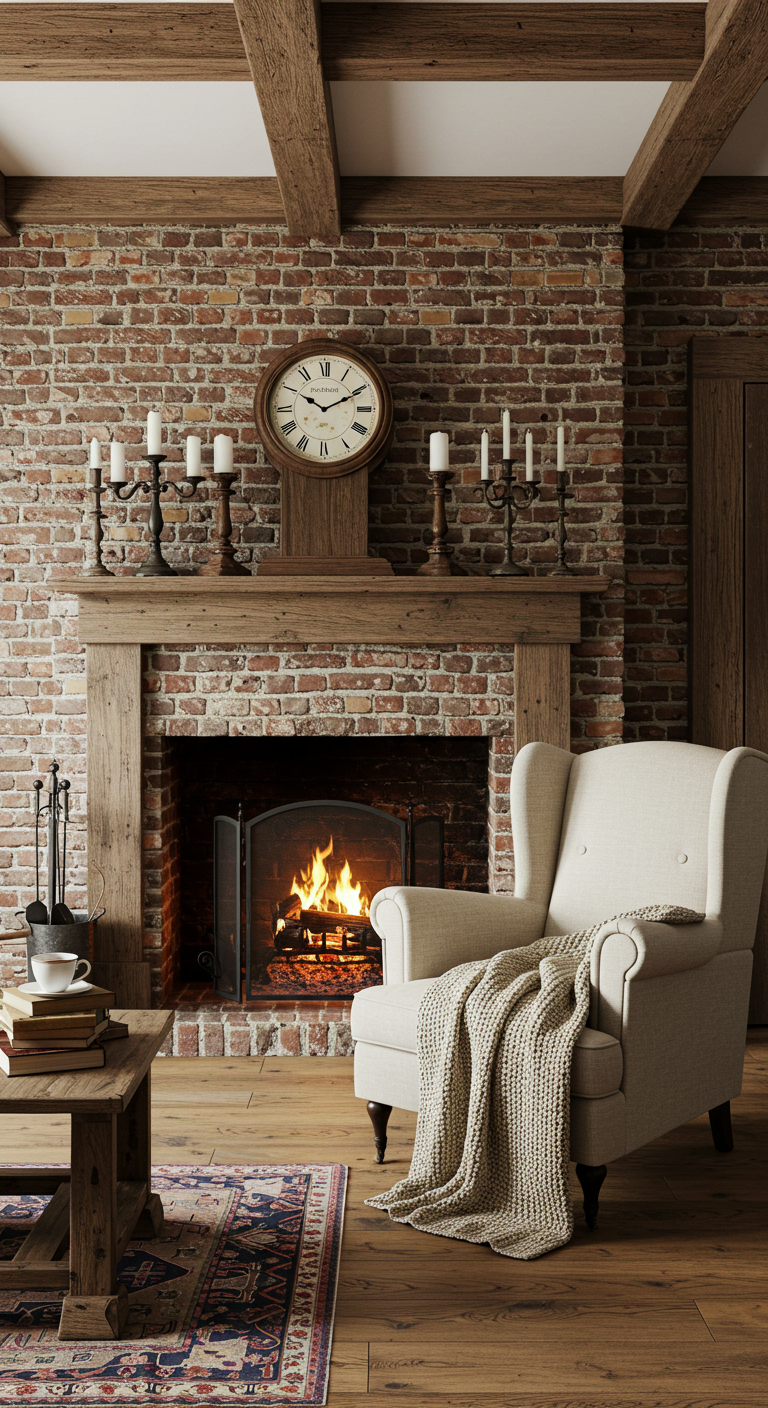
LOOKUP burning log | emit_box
[272,900,380,959]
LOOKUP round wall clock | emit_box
[254,338,394,479]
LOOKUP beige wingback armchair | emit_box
[351,741,768,1225]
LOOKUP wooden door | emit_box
[744,385,768,1022]
[690,339,768,1021]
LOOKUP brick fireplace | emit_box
[45,572,609,1055]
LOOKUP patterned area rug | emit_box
[0,1163,347,1404]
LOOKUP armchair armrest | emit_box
[369,886,547,984]
[590,916,722,1039]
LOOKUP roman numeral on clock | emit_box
[351,384,367,397]
[296,435,309,452]
[281,420,297,436]
[357,406,372,414]
[277,404,292,413]
[319,442,328,457]
[352,421,368,436]
[297,366,311,382]
[318,361,330,376]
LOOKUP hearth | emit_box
[205,799,443,1002]
[165,736,490,1005]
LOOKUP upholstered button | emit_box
[677,853,688,864]
[577,845,587,854]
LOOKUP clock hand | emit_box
[317,394,355,412]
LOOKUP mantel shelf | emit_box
[48,574,611,646]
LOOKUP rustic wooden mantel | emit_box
[48,573,609,1005]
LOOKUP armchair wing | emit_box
[370,887,547,984]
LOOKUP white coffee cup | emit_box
[31,952,92,994]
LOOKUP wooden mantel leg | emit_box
[87,643,151,1007]
[514,643,571,753]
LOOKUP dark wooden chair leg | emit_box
[367,1101,392,1163]
[575,1163,607,1230]
[709,1100,734,1152]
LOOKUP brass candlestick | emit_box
[479,458,541,576]
[550,468,576,576]
[198,470,249,577]
[418,470,458,576]
[84,463,115,576]
[112,454,203,577]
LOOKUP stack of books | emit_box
[0,984,128,1077]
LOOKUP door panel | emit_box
[690,377,744,749]
[745,383,768,1022]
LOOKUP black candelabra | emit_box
[551,468,576,576]
[112,454,203,577]
[479,458,541,577]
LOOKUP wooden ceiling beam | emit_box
[623,0,768,230]
[0,4,248,81]
[0,3,705,83]
[676,176,768,225]
[232,0,340,239]
[322,4,705,83]
[3,176,623,228]
[4,177,284,226]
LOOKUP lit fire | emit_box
[290,838,369,917]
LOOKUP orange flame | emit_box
[290,837,369,917]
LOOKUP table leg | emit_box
[116,1069,163,1237]
[59,1112,128,1340]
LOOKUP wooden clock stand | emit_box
[253,339,394,576]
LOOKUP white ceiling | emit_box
[0,1,766,181]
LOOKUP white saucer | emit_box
[18,980,93,997]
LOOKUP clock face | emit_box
[267,351,381,466]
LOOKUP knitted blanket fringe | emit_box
[366,904,705,1260]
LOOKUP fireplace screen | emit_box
[206,800,443,1002]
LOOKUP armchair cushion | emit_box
[351,979,433,1052]
[351,982,624,1099]
[545,742,723,935]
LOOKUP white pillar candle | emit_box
[147,411,162,455]
[557,425,566,474]
[480,430,490,481]
[429,431,449,472]
[214,433,234,474]
[89,437,102,470]
[525,429,534,481]
[186,435,202,477]
[502,410,511,460]
[110,441,126,483]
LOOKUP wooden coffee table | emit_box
[0,1008,174,1340]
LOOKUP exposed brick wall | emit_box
[1,220,624,949]
[623,224,768,741]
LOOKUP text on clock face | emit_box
[269,356,380,462]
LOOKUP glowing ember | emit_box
[290,838,369,918]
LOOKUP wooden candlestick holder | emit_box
[199,471,250,577]
[84,463,115,577]
[418,470,463,577]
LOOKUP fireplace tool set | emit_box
[15,762,105,977]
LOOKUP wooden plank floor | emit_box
[1,1029,766,1406]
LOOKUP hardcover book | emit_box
[0,986,116,1019]
[0,1035,106,1077]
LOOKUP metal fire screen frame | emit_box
[205,799,443,1003]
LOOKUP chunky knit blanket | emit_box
[366,904,705,1260]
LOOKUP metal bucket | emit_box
[23,910,102,982]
